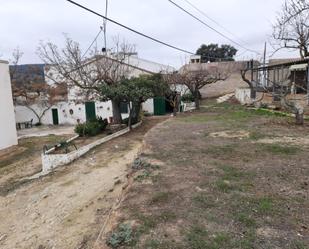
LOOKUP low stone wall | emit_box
[41,122,142,173]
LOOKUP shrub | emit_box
[106,223,132,248]
[181,93,194,103]
[75,117,108,137]
[122,117,139,126]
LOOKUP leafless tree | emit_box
[242,67,307,125]
[10,48,67,124]
[37,36,136,124]
[272,0,309,58]
[175,64,228,109]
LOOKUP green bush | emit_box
[122,117,139,126]
[106,223,132,248]
[75,117,108,137]
[181,93,194,102]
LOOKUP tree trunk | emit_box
[131,102,141,122]
[128,106,132,130]
[250,88,256,99]
[111,99,122,124]
[173,106,177,117]
[295,112,304,125]
[194,93,200,110]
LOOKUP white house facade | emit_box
[0,60,18,150]
[14,54,176,125]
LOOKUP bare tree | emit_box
[37,36,136,124]
[175,64,228,109]
[10,48,67,124]
[242,66,307,125]
[272,0,309,58]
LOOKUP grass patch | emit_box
[205,145,236,158]
[291,240,309,249]
[186,226,231,249]
[193,193,216,209]
[179,115,213,123]
[215,179,235,193]
[259,143,299,155]
[220,165,245,180]
[249,131,265,140]
[257,197,274,214]
[150,192,171,205]
[235,213,256,228]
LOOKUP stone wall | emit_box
[41,122,141,173]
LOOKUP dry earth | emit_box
[105,100,309,249]
[0,118,166,249]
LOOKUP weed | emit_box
[235,213,256,228]
[249,131,265,140]
[106,223,132,248]
[134,170,151,182]
[193,193,216,208]
[136,214,157,233]
[205,145,236,158]
[257,197,273,214]
[220,165,244,181]
[186,225,209,249]
[157,211,177,222]
[259,144,299,155]
[186,226,231,249]
[215,179,235,193]
[150,192,170,205]
[291,240,308,249]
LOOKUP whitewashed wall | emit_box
[142,99,154,114]
[235,88,252,105]
[15,100,129,125]
[0,60,18,150]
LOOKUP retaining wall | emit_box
[42,122,141,173]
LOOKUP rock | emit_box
[0,234,7,242]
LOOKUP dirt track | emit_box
[0,118,165,249]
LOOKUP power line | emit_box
[82,27,103,58]
[180,0,250,46]
[167,0,261,55]
[65,0,195,55]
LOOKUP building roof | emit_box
[256,58,309,70]
[179,60,256,74]
[0,59,9,64]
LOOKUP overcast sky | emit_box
[0,0,299,68]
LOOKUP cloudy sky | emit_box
[0,0,299,67]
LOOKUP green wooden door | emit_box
[52,109,59,125]
[85,101,96,121]
[154,97,166,116]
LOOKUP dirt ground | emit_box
[106,100,309,249]
[0,117,166,249]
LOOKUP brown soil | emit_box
[0,117,167,249]
[106,101,309,249]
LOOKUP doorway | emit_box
[52,108,59,125]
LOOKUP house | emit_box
[184,55,258,98]
[13,53,176,125]
[0,60,18,150]
[235,58,309,108]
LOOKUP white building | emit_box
[14,54,176,125]
[0,60,18,150]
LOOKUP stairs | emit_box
[216,93,235,104]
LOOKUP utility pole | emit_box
[102,0,108,53]
[263,42,267,87]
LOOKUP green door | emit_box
[85,101,96,121]
[154,97,166,116]
[52,109,59,125]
